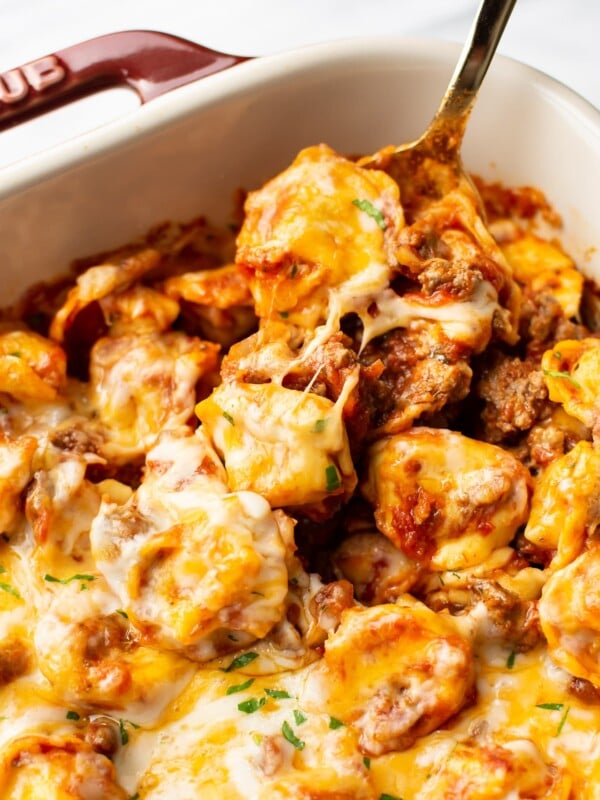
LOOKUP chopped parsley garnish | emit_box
[0,582,20,599]
[438,574,445,586]
[222,652,259,672]
[290,265,298,279]
[536,702,564,711]
[325,464,341,493]
[363,756,371,769]
[44,573,96,585]
[66,710,80,720]
[282,720,305,750]
[329,717,345,729]
[116,609,129,619]
[118,718,140,745]
[312,418,326,434]
[451,572,461,579]
[226,678,254,695]
[506,650,516,669]
[279,311,289,319]
[352,198,387,230]
[293,709,307,726]
[556,705,571,735]
[553,351,562,359]
[238,697,266,714]
[379,795,403,800]
[542,369,581,388]
[222,411,235,425]
[264,688,291,699]
[8,351,22,358]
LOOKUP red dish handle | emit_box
[0,30,249,132]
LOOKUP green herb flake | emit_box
[556,706,571,735]
[312,418,326,434]
[221,652,259,672]
[279,311,289,319]
[293,709,307,726]
[116,609,129,619]
[379,795,404,800]
[352,198,387,230]
[438,574,445,586]
[542,369,581,388]
[329,716,345,730]
[238,697,267,714]
[0,566,5,574]
[282,720,305,750]
[44,573,96,585]
[8,351,22,358]
[222,411,235,425]
[226,678,255,695]
[0,582,20,599]
[118,719,140,746]
[536,703,564,711]
[290,265,298,279]
[251,733,263,746]
[264,688,291,699]
[363,756,371,769]
[553,351,562,360]
[507,650,516,669]
[451,572,461,579]
[325,464,341,493]
[66,710,80,721]
[119,719,129,745]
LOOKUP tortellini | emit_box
[362,428,531,570]
[538,545,600,687]
[196,380,357,516]
[312,600,474,755]
[91,428,292,660]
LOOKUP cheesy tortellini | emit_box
[0,734,127,799]
[313,600,474,755]
[91,428,292,660]
[362,428,531,570]
[0,144,598,800]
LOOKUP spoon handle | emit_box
[430,0,517,146]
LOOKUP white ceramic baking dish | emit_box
[0,31,598,305]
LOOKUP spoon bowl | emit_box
[359,0,517,211]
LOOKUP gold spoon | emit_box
[360,0,517,210]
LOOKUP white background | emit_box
[0,0,598,167]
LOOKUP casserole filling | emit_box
[0,143,597,799]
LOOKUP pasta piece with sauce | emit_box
[524,440,600,570]
[236,143,404,330]
[415,737,571,799]
[541,339,600,435]
[362,428,531,570]
[91,427,292,661]
[0,734,127,799]
[538,545,600,687]
[0,330,66,402]
[89,331,220,461]
[308,599,474,756]
[196,379,357,518]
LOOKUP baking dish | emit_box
[1,30,600,799]
[0,30,598,306]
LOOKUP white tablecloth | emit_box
[0,0,598,167]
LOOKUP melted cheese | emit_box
[0,145,596,800]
